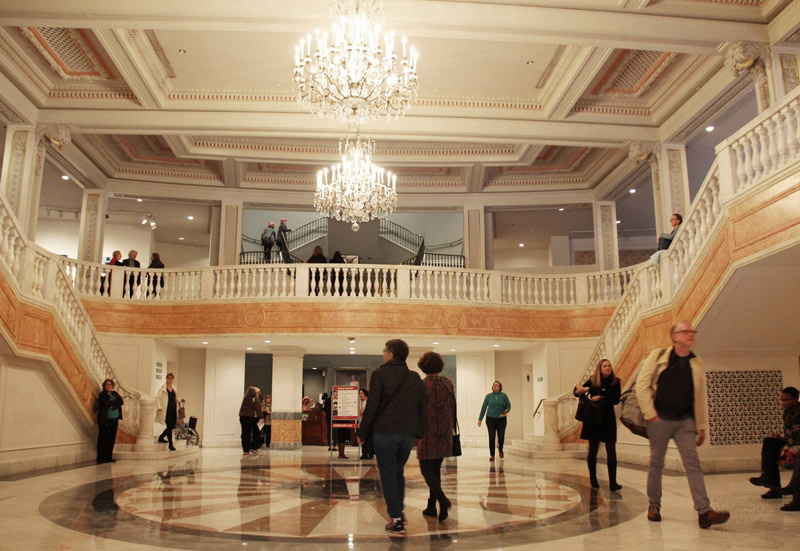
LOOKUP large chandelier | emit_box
[315,135,397,231]
[293,0,419,129]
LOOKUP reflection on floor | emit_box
[2,447,798,550]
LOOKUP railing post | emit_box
[715,144,738,202]
[295,265,310,297]
[396,266,410,298]
[542,400,562,450]
[574,275,589,305]
[489,272,503,303]
[134,397,158,451]
[659,253,675,304]
[200,268,215,299]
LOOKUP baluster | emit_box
[766,115,779,174]
[749,130,763,183]
[773,110,788,167]
[742,133,755,187]
[787,102,800,159]
[758,124,772,177]
[11,237,23,278]
[732,141,746,192]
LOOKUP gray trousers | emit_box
[647,416,711,514]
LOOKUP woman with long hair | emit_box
[574,358,622,491]
[239,387,261,457]
[417,352,456,521]
[478,380,510,461]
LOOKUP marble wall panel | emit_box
[271,419,302,443]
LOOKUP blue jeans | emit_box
[372,431,415,519]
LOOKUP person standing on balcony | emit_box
[156,373,178,451]
[636,321,730,528]
[121,250,140,298]
[261,222,276,262]
[574,359,622,491]
[277,218,291,262]
[99,250,122,296]
[308,246,327,295]
[97,378,123,464]
[147,252,164,298]
[477,381,510,461]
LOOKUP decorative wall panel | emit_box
[707,370,783,446]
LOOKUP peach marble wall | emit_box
[81,300,616,341]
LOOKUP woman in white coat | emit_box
[155,372,178,451]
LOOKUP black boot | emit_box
[588,459,599,489]
[422,498,437,517]
[608,458,621,491]
[438,495,451,521]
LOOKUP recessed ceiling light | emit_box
[349,351,355,354]
[705,125,715,132]
[178,49,187,54]
[518,243,524,247]
[493,344,499,348]
[312,367,317,370]
[349,347,355,350]
[187,215,194,220]
[432,341,439,345]
[61,175,69,180]
[201,341,208,345]
[348,337,356,343]
[246,347,253,351]
[141,218,147,225]
[616,220,621,224]
[136,198,143,202]
[178,237,184,241]
[525,60,534,65]
[558,208,565,212]
[450,348,456,352]
[264,340,271,343]
[629,189,636,194]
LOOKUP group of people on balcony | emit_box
[99,249,166,298]
[260,218,290,262]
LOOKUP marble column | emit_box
[463,205,486,270]
[270,346,306,450]
[217,199,243,266]
[134,397,158,452]
[592,201,619,270]
[77,189,108,263]
[656,144,691,226]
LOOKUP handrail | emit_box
[0,192,143,436]
[379,218,424,253]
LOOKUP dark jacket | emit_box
[418,375,455,460]
[574,375,621,442]
[239,394,261,418]
[97,390,124,425]
[148,259,165,269]
[358,359,426,438]
[308,253,327,263]
[121,258,140,268]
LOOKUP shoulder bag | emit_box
[575,395,604,426]
[451,396,462,457]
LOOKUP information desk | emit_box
[302,411,328,446]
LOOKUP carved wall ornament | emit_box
[779,54,799,92]
[81,193,100,261]
[723,41,772,110]
[4,130,30,215]
[35,124,71,175]
[627,141,659,165]
[599,204,615,271]
[667,149,686,214]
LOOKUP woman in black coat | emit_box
[574,358,621,491]
[97,378,124,464]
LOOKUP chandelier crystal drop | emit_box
[293,0,419,129]
[315,135,397,231]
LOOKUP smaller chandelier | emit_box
[293,0,418,129]
[315,135,397,231]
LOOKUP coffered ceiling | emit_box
[0,0,798,208]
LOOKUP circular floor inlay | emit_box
[40,460,647,550]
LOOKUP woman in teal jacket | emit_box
[478,381,511,461]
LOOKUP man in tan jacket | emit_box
[636,321,730,528]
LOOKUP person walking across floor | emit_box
[97,378,123,464]
[417,352,456,521]
[261,394,272,448]
[358,389,373,459]
[155,372,178,451]
[635,321,730,528]
[357,339,426,536]
[239,387,262,457]
[478,381,510,461]
[574,358,622,491]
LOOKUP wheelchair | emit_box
[174,415,199,446]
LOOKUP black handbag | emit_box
[451,400,462,457]
[575,396,604,425]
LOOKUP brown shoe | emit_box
[489,456,494,462]
[499,451,504,459]
[698,509,730,528]
[647,504,661,522]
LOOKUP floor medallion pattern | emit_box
[40,459,647,550]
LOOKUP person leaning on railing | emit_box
[121,250,140,298]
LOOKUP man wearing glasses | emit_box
[636,321,730,528]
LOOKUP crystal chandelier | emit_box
[315,135,397,231]
[293,0,419,129]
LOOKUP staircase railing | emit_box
[0,194,142,437]
[379,218,424,253]
[285,218,327,251]
[547,84,800,442]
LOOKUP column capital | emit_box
[723,41,774,110]
[627,140,660,166]
[35,124,71,175]
[269,345,306,359]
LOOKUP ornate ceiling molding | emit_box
[0,97,24,123]
[592,50,679,98]
[20,27,114,80]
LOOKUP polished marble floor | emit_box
[2,446,798,550]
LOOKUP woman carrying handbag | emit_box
[574,358,622,491]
